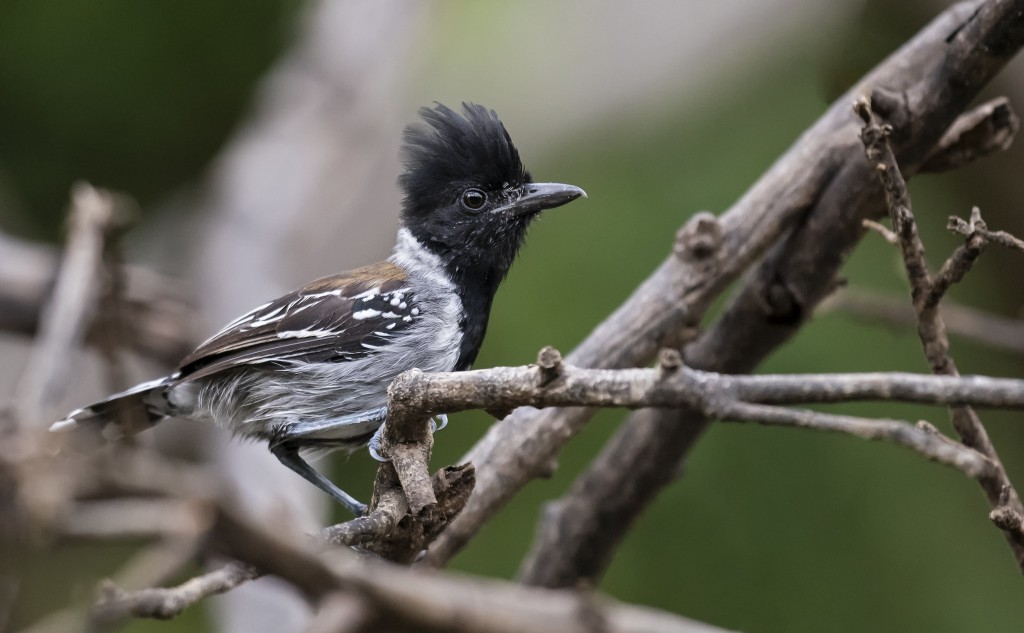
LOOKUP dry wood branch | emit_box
[324,463,474,564]
[385,359,1024,416]
[990,486,1024,538]
[85,465,473,623]
[920,96,1019,172]
[819,288,1024,356]
[712,402,990,477]
[99,503,736,633]
[93,562,258,623]
[381,356,1020,477]
[96,501,734,632]
[857,98,1024,569]
[862,218,898,244]
[12,184,134,429]
[518,0,1024,587]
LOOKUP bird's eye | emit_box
[461,189,486,210]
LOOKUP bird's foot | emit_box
[429,413,448,433]
[368,424,388,463]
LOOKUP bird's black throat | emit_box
[416,217,532,371]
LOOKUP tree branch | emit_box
[948,207,1024,252]
[96,503,737,633]
[517,0,1024,587]
[920,96,1019,172]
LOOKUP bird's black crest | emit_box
[399,103,530,217]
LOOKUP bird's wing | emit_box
[176,262,418,382]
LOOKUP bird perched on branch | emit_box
[53,103,586,516]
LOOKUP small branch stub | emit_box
[657,348,683,379]
[674,212,722,263]
[536,346,564,386]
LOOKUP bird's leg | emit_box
[269,441,367,516]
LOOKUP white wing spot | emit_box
[277,327,338,339]
[382,311,400,319]
[352,287,381,301]
[353,309,381,320]
[386,323,396,330]
[410,307,420,316]
[288,302,316,315]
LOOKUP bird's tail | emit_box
[51,376,176,438]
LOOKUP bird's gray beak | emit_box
[503,182,587,216]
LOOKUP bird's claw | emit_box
[430,413,448,433]
[368,425,389,463]
[368,413,447,462]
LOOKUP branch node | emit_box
[656,348,683,377]
[673,211,722,263]
[536,346,564,386]
[868,87,909,130]
[990,503,1024,534]
[947,207,1024,252]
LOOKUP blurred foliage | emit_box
[4,1,1024,633]
[0,0,299,239]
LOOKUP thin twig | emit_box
[92,562,258,623]
[948,207,1024,252]
[857,98,1024,570]
[712,401,991,477]
[862,218,898,244]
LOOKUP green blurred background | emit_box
[2,1,1022,631]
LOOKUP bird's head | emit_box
[398,103,585,283]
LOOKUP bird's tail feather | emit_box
[51,376,175,438]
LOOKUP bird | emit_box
[52,103,586,516]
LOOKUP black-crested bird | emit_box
[52,103,586,516]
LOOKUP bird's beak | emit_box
[503,182,587,216]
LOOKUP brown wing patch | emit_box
[176,262,415,381]
[301,262,405,293]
